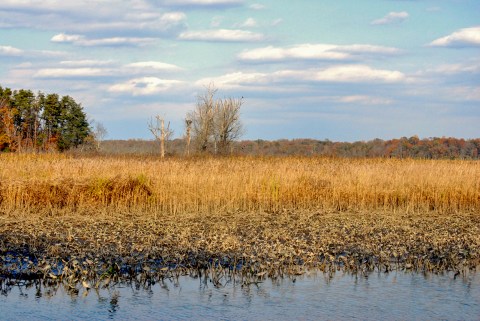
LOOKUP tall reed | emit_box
[0,154,479,214]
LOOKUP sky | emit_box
[0,0,479,141]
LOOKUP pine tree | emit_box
[0,85,91,152]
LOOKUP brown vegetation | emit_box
[1,154,479,213]
[0,154,479,288]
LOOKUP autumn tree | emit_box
[0,85,90,152]
[0,96,18,151]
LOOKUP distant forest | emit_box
[100,136,480,159]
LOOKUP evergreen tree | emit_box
[57,96,90,151]
[12,89,37,150]
[0,85,91,152]
[42,93,62,146]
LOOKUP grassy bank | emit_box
[1,154,479,287]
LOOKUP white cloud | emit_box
[83,37,156,47]
[0,1,93,11]
[197,65,407,89]
[160,12,187,23]
[271,18,283,26]
[51,33,83,43]
[0,0,241,11]
[238,44,401,62]
[274,65,406,83]
[278,44,349,60]
[235,18,258,28]
[210,16,224,27]
[12,58,184,83]
[51,33,155,47]
[70,11,187,34]
[59,60,116,67]
[0,45,24,56]
[179,29,264,42]
[34,50,68,58]
[126,61,183,71]
[371,12,409,25]
[158,0,243,7]
[196,71,268,88]
[429,26,480,47]
[337,95,393,105]
[109,77,185,96]
[239,45,349,61]
[427,61,480,74]
[341,44,400,55]
[0,45,66,58]
[161,0,243,6]
[250,4,266,10]
[0,2,187,38]
[34,68,111,78]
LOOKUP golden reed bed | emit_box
[0,154,479,285]
[0,154,479,214]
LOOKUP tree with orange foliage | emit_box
[0,97,19,152]
[0,85,91,152]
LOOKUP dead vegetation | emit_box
[0,154,479,289]
[1,154,479,213]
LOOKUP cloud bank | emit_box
[179,29,264,42]
[429,26,480,47]
[238,44,401,62]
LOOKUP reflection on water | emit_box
[1,271,479,320]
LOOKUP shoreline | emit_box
[2,209,479,286]
[1,155,479,286]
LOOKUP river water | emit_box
[1,271,479,320]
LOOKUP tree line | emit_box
[236,136,480,159]
[149,85,479,159]
[0,86,90,152]
[99,137,480,160]
[3,84,478,160]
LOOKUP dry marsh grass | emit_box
[1,154,479,287]
[0,154,479,214]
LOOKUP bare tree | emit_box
[148,115,173,158]
[188,84,244,154]
[91,120,108,152]
[184,118,192,156]
[188,84,216,153]
[214,97,244,155]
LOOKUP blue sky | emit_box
[0,0,479,141]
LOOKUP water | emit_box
[1,271,479,320]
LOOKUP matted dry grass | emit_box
[0,154,479,288]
